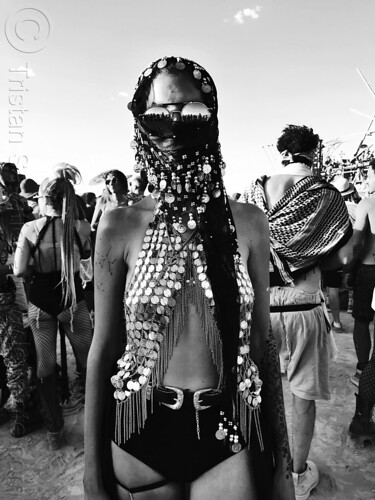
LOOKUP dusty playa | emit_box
[1,311,374,499]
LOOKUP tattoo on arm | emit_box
[95,247,117,275]
[259,329,293,479]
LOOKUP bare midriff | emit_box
[162,302,220,391]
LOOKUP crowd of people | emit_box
[0,55,374,500]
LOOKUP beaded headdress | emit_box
[128,56,241,401]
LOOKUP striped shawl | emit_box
[241,175,352,284]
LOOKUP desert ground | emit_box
[1,309,374,499]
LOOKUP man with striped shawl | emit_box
[241,125,352,500]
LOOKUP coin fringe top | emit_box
[111,219,263,450]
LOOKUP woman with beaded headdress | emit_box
[84,57,294,499]
[14,163,93,450]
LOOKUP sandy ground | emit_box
[1,310,375,499]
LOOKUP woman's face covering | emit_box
[144,72,211,153]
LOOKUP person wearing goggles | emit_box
[84,56,294,500]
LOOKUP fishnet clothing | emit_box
[241,176,351,284]
[359,348,375,406]
[28,300,92,378]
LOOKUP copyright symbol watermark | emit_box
[5,8,50,53]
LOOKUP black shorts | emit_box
[322,269,342,289]
[353,264,375,322]
[113,396,245,483]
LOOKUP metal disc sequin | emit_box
[165,192,175,204]
[157,59,167,68]
[202,84,212,93]
[187,219,197,230]
[215,429,226,440]
[143,67,152,77]
[173,222,187,234]
[193,69,202,80]
[175,61,185,70]
[232,442,242,453]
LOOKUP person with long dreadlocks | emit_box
[84,57,294,500]
[241,125,353,500]
[14,163,93,450]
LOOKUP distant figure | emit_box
[90,170,128,231]
[323,177,360,332]
[348,159,375,386]
[127,174,147,205]
[14,163,93,450]
[20,178,40,219]
[348,158,375,437]
[0,205,41,438]
[241,124,352,500]
[80,192,97,223]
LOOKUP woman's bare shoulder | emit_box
[21,217,46,237]
[98,196,155,239]
[230,199,268,232]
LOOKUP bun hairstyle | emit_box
[40,162,82,311]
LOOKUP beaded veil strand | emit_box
[129,56,240,391]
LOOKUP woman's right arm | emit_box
[84,211,127,499]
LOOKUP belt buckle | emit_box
[162,386,184,410]
[193,388,213,411]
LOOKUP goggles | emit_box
[136,102,213,138]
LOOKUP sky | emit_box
[1,0,375,195]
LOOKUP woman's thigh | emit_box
[58,301,93,362]
[111,441,184,499]
[190,449,258,500]
[28,303,58,377]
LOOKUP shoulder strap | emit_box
[74,228,84,258]
[30,217,54,257]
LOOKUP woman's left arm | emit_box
[247,207,294,500]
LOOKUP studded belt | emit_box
[152,386,223,411]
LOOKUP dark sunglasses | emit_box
[106,178,118,185]
[137,102,212,138]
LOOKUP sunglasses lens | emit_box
[143,107,170,119]
[139,103,212,138]
[181,102,211,120]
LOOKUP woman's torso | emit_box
[121,197,253,391]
